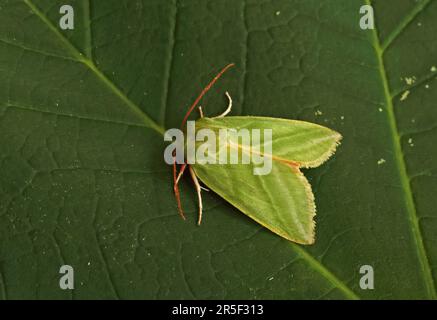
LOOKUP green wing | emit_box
[196,116,341,168]
[191,116,342,244]
[192,161,316,244]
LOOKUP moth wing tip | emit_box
[305,235,316,245]
[285,231,315,245]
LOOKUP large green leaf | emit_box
[0,0,436,299]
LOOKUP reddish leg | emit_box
[173,63,234,223]
[173,159,187,220]
[176,163,187,184]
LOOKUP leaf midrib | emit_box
[24,0,165,136]
[365,0,436,299]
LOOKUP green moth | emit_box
[169,64,341,245]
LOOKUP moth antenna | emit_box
[181,63,235,129]
[198,106,204,118]
[188,166,203,225]
[214,91,233,118]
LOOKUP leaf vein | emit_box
[84,0,93,60]
[366,0,437,299]
[293,246,359,300]
[0,37,79,62]
[392,71,437,98]
[381,0,432,52]
[162,0,178,126]
[2,103,149,129]
[240,0,249,115]
[24,0,165,135]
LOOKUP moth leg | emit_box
[188,166,203,225]
[214,91,232,118]
[198,106,204,118]
[175,163,187,184]
[173,159,186,220]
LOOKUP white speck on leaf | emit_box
[315,110,323,116]
[431,66,437,72]
[404,76,416,85]
[400,90,410,101]
[275,11,281,16]
[377,158,386,165]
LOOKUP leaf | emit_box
[0,0,436,299]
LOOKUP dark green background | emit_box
[0,0,436,299]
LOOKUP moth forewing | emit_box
[198,116,342,168]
